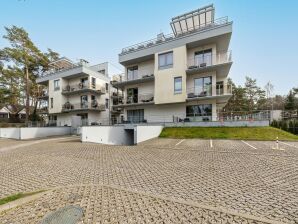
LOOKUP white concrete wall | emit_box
[0,128,20,139]
[20,127,71,139]
[0,127,71,140]
[136,125,163,143]
[81,126,133,145]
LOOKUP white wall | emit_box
[0,127,71,140]
[20,127,71,139]
[81,126,133,145]
[136,125,163,143]
[0,128,20,139]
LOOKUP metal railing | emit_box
[37,90,49,98]
[217,110,271,122]
[40,63,83,78]
[113,93,154,105]
[187,84,232,98]
[36,107,48,114]
[120,17,229,55]
[111,73,154,83]
[62,102,106,112]
[62,82,106,94]
[187,51,232,69]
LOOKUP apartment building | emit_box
[36,58,111,126]
[112,4,233,123]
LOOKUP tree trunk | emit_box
[25,64,30,126]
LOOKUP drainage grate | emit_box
[40,205,83,224]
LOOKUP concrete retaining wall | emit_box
[136,125,164,144]
[81,126,133,145]
[165,120,269,127]
[0,128,20,139]
[0,127,71,140]
[20,127,71,140]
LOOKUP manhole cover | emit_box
[40,205,83,224]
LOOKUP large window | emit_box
[127,109,144,123]
[194,76,212,97]
[127,66,138,80]
[158,51,173,69]
[194,49,212,67]
[54,79,60,91]
[186,104,212,119]
[174,77,182,94]
[91,77,96,89]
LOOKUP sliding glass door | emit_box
[194,76,212,97]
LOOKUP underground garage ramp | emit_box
[81,125,163,145]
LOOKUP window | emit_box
[50,98,53,109]
[194,76,212,97]
[127,66,138,80]
[174,77,182,94]
[105,99,109,109]
[91,77,96,89]
[186,104,212,119]
[158,51,173,69]
[194,49,212,67]
[81,95,88,108]
[127,88,138,104]
[105,83,109,91]
[54,79,60,91]
[127,109,144,123]
[216,81,224,95]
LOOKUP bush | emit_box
[270,119,298,135]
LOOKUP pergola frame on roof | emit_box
[170,4,215,36]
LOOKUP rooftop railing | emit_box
[120,17,229,55]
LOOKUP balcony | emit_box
[111,73,154,87]
[62,82,106,96]
[186,51,232,77]
[112,93,154,108]
[36,107,48,114]
[62,102,106,113]
[186,84,232,102]
[37,90,49,100]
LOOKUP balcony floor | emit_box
[186,62,232,78]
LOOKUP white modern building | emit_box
[111,4,233,123]
[36,58,111,126]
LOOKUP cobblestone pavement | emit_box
[0,137,297,223]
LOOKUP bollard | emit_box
[275,137,279,150]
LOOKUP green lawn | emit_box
[159,127,298,141]
[0,191,45,206]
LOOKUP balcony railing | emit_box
[120,17,230,55]
[187,84,232,99]
[187,51,232,70]
[111,73,154,84]
[62,82,106,95]
[113,93,154,106]
[62,102,106,112]
[37,90,49,99]
[36,107,48,114]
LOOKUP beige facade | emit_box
[37,59,111,126]
[113,4,233,123]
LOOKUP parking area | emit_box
[0,137,297,223]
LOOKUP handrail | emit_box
[187,84,232,97]
[62,102,106,111]
[120,16,230,55]
[112,73,154,83]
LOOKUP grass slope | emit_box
[0,191,44,206]
[159,127,298,141]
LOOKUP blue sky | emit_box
[0,0,297,95]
